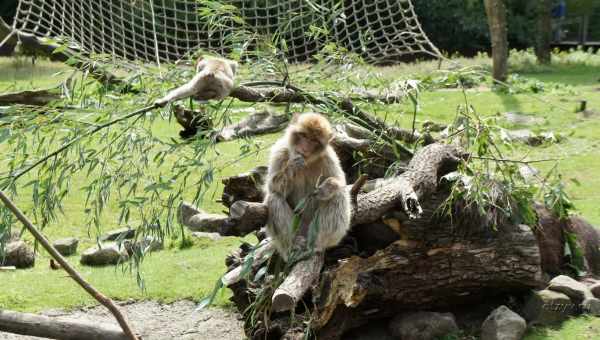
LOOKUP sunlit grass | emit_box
[1,52,599,339]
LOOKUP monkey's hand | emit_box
[287,153,306,175]
[315,177,343,201]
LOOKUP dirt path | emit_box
[0,300,244,340]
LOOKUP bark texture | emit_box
[0,309,130,340]
[484,0,509,82]
[535,0,553,64]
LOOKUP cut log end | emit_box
[271,292,296,313]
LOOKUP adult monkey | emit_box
[265,113,351,260]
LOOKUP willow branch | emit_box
[3,104,158,187]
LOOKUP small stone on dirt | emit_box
[480,305,526,340]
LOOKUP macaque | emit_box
[265,113,351,260]
[155,56,237,107]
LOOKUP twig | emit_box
[471,156,561,164]
[4,104,158,186]
[350,174,368,207]
[0,191,139,340]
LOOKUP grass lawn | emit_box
[1,51,600,339]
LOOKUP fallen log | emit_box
[0,88,61,106]
[0,309,130,340]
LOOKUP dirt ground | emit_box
[0,300,245,340]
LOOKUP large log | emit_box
[0,309,130,340]
[0,88,61,106]
[313,222,543,339]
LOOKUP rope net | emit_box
[13,0,441,65]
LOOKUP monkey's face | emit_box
[292,131,323,159]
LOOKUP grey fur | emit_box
[264,125,351,260]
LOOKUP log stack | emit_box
[181,141,600,339]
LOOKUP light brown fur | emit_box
[155,56,237,106]
[264,113,351,260]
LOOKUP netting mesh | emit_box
[12,0,441,65]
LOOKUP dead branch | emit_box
[0,309,130,340]
[0,88,61,106]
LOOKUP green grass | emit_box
[1,51,600,339]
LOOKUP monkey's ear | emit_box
[228,61,238,75]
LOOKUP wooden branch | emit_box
[7,104,157,184]
[271,192,327,312]
[215,110,289,142]
[0,309,129,340]
[0,191,139,340]
[352,143,464,223]
[222,238,274,286]
[271,253,325,312]
[350,174,368,207]
[221,166,267,207]
[179,203,229,233]
[13,31,125,88]
[0,88,61,106]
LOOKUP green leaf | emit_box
[196,278,224,311]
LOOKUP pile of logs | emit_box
[181,133,600,339]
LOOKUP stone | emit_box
[388,311,458,340]
[124,236,163,255]
[590,282,600,299]
[1,241,34,268]
[52,237,79,256]
[502,112,545,126]
[548,275,592,301]
[522,289,573,325]
[191,232,223,241]
[481,305,526,340]
[582,298,600,316]
[80,242,129,266]
[100,227,136,242]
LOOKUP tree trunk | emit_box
[484,0,509,82]
[0,309,130,340]
[535,0,552,64]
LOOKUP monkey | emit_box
[264,113,351,261]
[154,56,238,107]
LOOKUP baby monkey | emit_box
[265,113,351,260]
[155,56,237,107]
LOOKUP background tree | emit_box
[535,0,552,64]
[484,0,508,82]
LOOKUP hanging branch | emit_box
[3,104,158,186]
[0,191,139,340]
